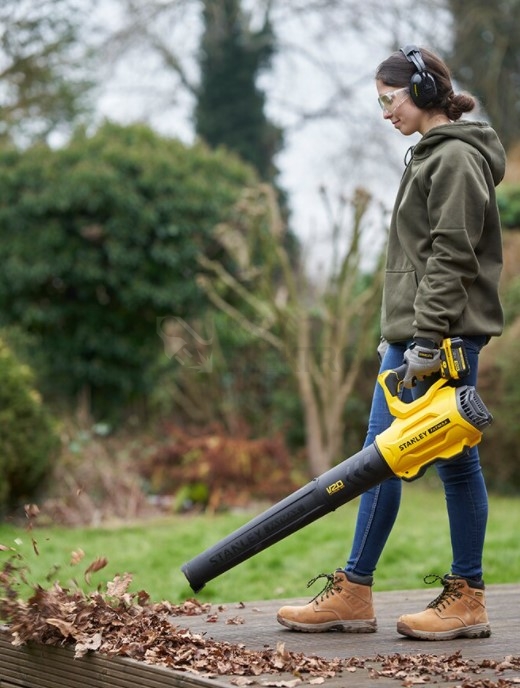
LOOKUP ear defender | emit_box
[400,44,437,108]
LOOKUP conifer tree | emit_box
[195,0,283,186]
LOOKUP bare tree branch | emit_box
[198,182,385,475]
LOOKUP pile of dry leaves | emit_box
[0,552,343,681]
[1,548,520,687]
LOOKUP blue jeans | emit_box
[345,336,489,581]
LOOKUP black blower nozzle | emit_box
[182,444,391,592]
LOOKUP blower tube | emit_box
[182,371,492,593]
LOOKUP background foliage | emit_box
[0,338,59,514]
[0,0,520,517]
[447,0,520,152]
[0,121,259,418]
[0,0,96,144]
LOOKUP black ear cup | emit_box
[409,70,437,108]
[401,45,438,108]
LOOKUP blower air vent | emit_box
[457,386,493,430]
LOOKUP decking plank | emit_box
[0,635,228,688]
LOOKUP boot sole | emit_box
[277,615,377,633]
[397,621,491,641]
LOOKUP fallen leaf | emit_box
[70,549,85,566]
[46,618,76,638]
[24,504,40,518]
[84,557,108,584]
[75,632,103,658]
[106,573,133,598]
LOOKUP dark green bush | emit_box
[0,122,260,418]
[0,337,59,514]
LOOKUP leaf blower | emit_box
[181,338,492,593]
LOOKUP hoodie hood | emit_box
[412,120,506,186]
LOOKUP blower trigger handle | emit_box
[380,363,407,398]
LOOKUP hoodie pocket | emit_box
[383,269,418,323]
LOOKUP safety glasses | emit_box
[378,87,409,113]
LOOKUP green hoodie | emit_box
[381,120,506,345]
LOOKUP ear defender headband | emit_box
[400,44,437,108]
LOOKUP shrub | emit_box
[0,337,59,514]
[497,184,520,229]
[0,122,260,418]
[139,425,304,512]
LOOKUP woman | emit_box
[277,45,506,640]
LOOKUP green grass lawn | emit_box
[1,484,519,606]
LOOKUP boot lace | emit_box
[424,574,463,610]
[306,572,342,602]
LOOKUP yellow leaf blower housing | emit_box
[182,371,492,593]
[376,370,490,481]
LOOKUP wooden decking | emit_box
[1,584,519,687]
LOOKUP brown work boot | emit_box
[276,569,377,633]
[397,574,491,640]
